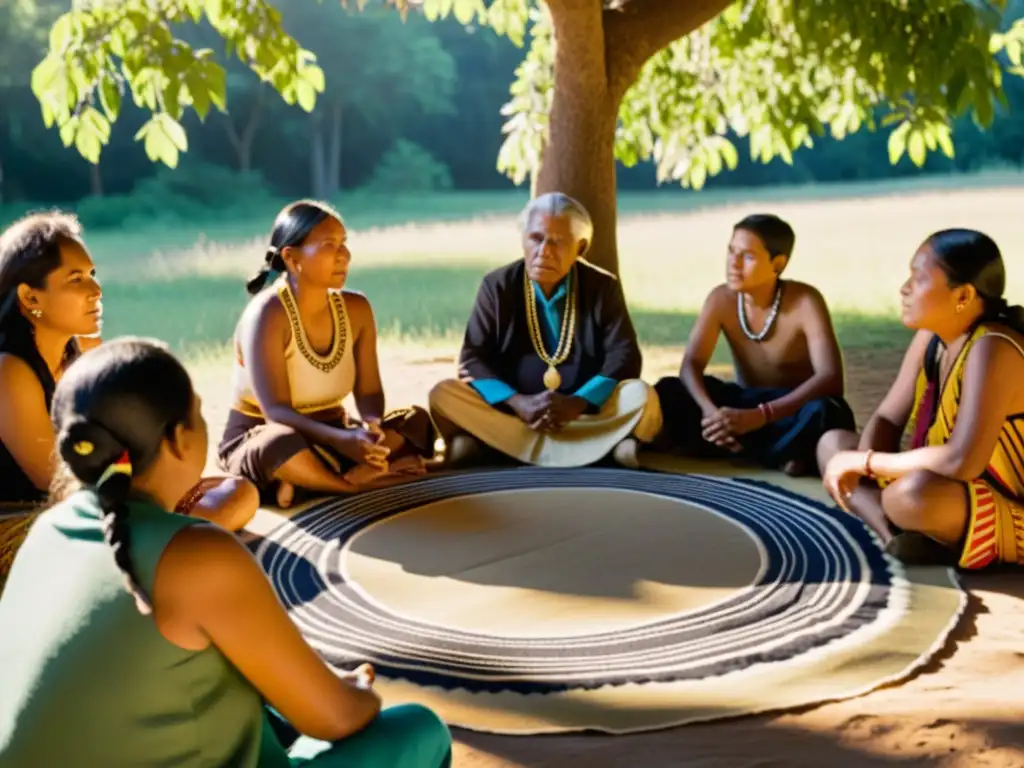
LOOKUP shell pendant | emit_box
[543,365,561,391]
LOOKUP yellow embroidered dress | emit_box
[909,324,1024,569]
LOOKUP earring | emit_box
[956,303,965,314]
[30,309,42,318]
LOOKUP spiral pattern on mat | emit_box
[254,469,901,693]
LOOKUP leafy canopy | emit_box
[32,0,1024,188]
[32,0,325,167]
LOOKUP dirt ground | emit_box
[192,344,1024,767]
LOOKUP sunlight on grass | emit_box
[82,182,1023,363]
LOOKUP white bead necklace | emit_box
[737,281,783,342]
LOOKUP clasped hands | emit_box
[335,420,425,479]
[700,406,767,453]
[509,391,589,433]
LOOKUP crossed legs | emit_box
[816,429,968,553]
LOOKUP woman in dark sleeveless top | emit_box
[0,212,256,524]
[0,212,99,506]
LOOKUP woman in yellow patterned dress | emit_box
[816,229,1024,567]
[218,201,435,507]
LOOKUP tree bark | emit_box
[327,101,343,196]
[89,162,103,197]
[310,112,328,198]
[222,85,266,173]
[535,0,734,276]
[535,0,619,275]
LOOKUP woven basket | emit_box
[0,511,37,596]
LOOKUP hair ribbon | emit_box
[97,451,133,487]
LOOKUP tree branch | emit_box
[604,0,733,99]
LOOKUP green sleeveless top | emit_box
[0,491,277,767]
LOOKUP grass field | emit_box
[86,174,1024,355]
[29,173,1020,448]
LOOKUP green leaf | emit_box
[690,160,708,190]
[453,0,480,25]
[74,109,107,164]
[49,14,74,53]
[156,113,187,151]
[295,79,317,112]
[99,74,122,121]
[188,75,212,121]
[59,116,79,148]
[718,138,739,170]
[206,63,228,111]
[81,106,111,144]
[935,125,955,158]
[204,0,225,23]
[907,129,926,167]
[888,121,911,164]
[135,115,183,168]
[185,0,204,23]
[301,62,326,93]
[30,57,66,127]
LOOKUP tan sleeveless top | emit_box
[232,279,356,417]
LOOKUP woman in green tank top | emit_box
[0,337,452,767]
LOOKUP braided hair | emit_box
[927,228,1024,334]
[246,200,344,295]
[51,337,195,615]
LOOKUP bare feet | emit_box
[444,434,483,469]
[612,438,640,469]
[781,459,807,477]
[276,481,295,509]
[885,532,957,566]
[343,463,389,487]
[389,455,428,476]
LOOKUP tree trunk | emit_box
[327,101,343,196]
[535,0,735,277]
[223,86,266,174]
[535,0,621,276]
[90,163,103,197]
[310,113,329,199]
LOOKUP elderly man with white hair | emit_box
[429,192,662,468]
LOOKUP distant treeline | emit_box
[2,0,1024,214]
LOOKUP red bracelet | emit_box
[758,402,774,424]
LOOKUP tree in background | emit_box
[0,0,65,203]
[27,0,1024,272]
[280,1,456,198]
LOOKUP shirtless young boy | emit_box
[653,214,855,476]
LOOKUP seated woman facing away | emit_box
[429,192,662,469]
[0,212,253,528]
[653,214,854,476]
[0,337,452,767]
[818,229,1024,568]
[219,200,436,507]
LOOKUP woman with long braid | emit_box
[219,200,436,506]
[0,337,452,767]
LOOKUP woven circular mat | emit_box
[254,468,964,735]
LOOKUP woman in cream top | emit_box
[218,200,436,507]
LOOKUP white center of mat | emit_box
[342,488,763,637]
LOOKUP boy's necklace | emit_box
[738,280,784,342]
